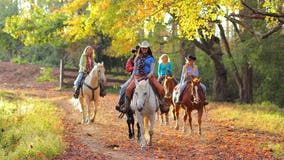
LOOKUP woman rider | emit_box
[73,46,106,98]
[157,54,179,84]
[120,41,165,112]
[175,55,208,105]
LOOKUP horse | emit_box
[130,78,158,150]
[158,75,176,125]
[77,62,106,124]
[172,77,205,134]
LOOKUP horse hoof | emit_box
[129,134,134,139]
[165,122,169,126]
[174,126,179,130]
[141,146,146,151]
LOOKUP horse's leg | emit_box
[131,115,135,138]
[188,110,193,134]
[85,98,91,124]
[182,108,188,132]
[79,97,85,124]
[198,108,203,135]
[144,117,149,144]
[172,103,176,121]
[127,112,135,139]
[137,122,141,142]
[91,99,98,123]
[174,105,180,130]
[136,113,146,150]
[148,113,155,146]
[165,112,169,125]
[160,113,164,125]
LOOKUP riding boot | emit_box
[73,87,80,99]
[159,97,169,113]
[115,96,125,112]
[99,82,106,97]
[204,98,209,105]
[120,96,130,113]
[159,96,165,105]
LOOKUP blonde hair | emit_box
[158,54,170,64]
[83,46,95,59]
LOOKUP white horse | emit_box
[78,62,106,124]
[130,79,158,150]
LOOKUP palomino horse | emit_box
[158,75,176,125]
[78,62,106,124]
[130,79,158,150]
[172,77,205,134]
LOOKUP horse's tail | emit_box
[72,98,82,112]
[144,117,149,139]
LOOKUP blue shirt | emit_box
[134,55,155,76]
[158,62,173,77]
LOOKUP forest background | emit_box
[0,0,283,107]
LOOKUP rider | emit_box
[73,46,106,98]
[120,41,166,112]
[126,45,140,74]
[115,45,139,111]
[157,54,179,84]
[175,55,208,105]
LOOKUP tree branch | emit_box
[226,15,283,39]
[193,39,210,55]
[241,0,284,18]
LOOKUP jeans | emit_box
[74,72,84,89]
[119,78,131,100]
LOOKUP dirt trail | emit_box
[0,62,282,160]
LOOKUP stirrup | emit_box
[119,104,129,113]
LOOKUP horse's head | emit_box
[190,77,205,104]
[96,62,107,83]
[163,76,176,98]
[134,79,150,112]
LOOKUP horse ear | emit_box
[101,61,104,65]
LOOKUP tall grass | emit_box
[0,91,65,159]
[211,101,284,134]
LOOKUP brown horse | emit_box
[158,76,177,125]
[172,77,205,134]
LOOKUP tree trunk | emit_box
[210,37,227,101]
[193,36,228,101]
[239,0,254,103]
[241,62,253,103]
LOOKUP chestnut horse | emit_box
[158,75,177,125]
[172,77,205,134]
